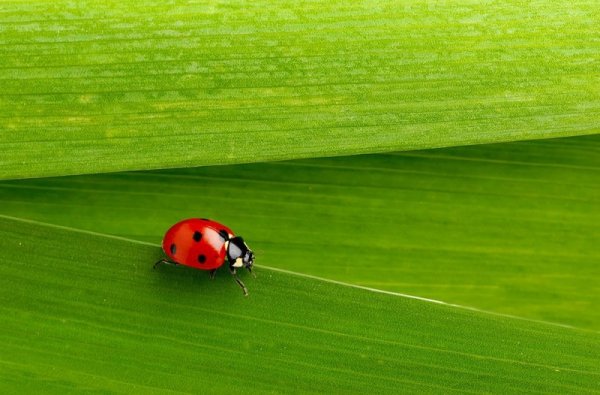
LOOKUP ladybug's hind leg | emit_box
[209,269,217,280]
[153,258,179,269]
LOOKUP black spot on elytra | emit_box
[198,254,206,264]
[192,231,202,242]
[170,243,177,255]
[218,230,229,240]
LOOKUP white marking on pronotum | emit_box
[0,214,593,332]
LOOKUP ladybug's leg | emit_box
[209,269,217,280]
[153,259,166,269]
[153,258,178,269]
[230,268,249,296]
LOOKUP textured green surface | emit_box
[1,135,598,330]
[2,0,600,179]
[1,215,599,394]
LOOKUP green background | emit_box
[1,0,599,392]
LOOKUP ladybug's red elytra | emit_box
[154,218,255,296]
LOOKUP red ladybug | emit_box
[154,218,255,295]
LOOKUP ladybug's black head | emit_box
[227,236,255,272]
[243,249,255,270]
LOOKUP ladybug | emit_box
[154,218,255,295]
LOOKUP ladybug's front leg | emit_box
[230,268,249,296]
